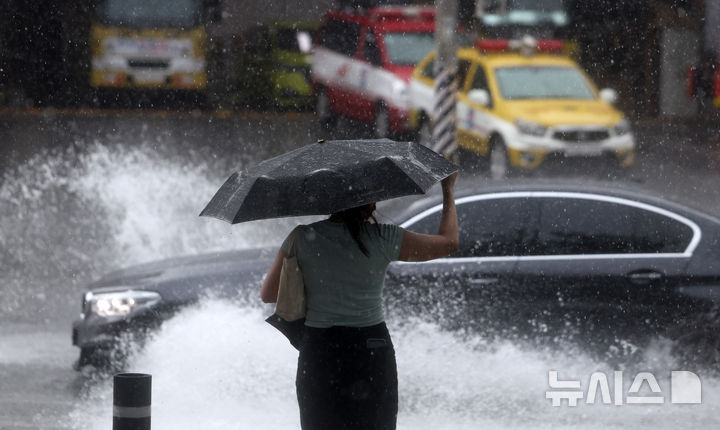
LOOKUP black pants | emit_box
[296,322,398,430]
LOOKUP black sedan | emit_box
[72,180,720,368]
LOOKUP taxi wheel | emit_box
[489,137,511,180]
[417,119,433,149]
[316,87,336,131]
[374,104,391,139]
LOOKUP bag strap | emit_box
[286,227,301,258]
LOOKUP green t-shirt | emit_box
[281,219,404,328]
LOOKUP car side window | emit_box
[320,19,360,57]
[364,30,382,66]
[404,198,537,257]
[469,64,492,107]
[470,64,489,91]
[456,59,471,91]
[533,197,694,255]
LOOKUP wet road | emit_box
[0,325,79,429]
[1,108,720,429]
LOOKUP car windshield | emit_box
[96,0,202,28]
[507,0,565,12]
[383,31,435,66]
[494,66,596,100]
[480,0,569,33]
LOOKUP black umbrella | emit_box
[200,139,457,223]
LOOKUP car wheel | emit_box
[315,87,336,131]
[489,137,511,180]
[417,118,433,148]
[374,103,391,139]
[74,346,115,371]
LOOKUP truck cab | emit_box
[89,0,222,103]
[311,6,437,138]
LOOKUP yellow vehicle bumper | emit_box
[458,129,636,169]
[90,70,207,90]
[505,147,636,169]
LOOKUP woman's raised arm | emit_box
[397,172,459,262]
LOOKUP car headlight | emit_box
[515,119,548,137]
[613,119,631,136]
[86,290,161,318]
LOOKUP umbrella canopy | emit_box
[200,139,457,224]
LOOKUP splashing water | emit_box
[0,141,300,324]
[66,299,720,430]
[3,134,720,429]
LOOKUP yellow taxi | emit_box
[408,37,636,178]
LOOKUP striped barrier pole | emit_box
[432,66,457,156]
[433,0,458,157]
[113,373,151,430]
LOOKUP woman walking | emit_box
[261,172,458,430]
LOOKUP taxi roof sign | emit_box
[475,36,564,56]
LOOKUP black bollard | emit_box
[113,373,151,430]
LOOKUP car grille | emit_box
[128,59,170,69]
[553,129,610,143]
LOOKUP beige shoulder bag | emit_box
[275,227,306,321]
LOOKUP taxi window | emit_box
[494,66,595,100]
[471,65,490,91]
[457,60,471,89]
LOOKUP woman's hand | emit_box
[441,172,458,193]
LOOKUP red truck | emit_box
[311,6,437,138]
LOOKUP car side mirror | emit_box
[468,89,490,107]
[599,88,618,105]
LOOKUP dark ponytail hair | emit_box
[329,203,377,257]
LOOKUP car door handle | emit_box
[628,270,663,284]
[468,277,499,286]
